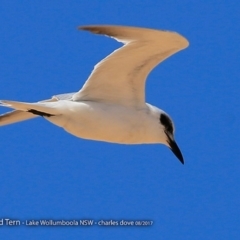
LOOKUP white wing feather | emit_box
[73,25,189,108]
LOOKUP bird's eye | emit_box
[160,113,173,134]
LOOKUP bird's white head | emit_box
[159,112,184,164]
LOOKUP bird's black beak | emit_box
[166,133,184,164]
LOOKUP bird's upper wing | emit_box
[72,25,189,108]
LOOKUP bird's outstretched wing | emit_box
[73,25,189,108]
[0,110,37,127]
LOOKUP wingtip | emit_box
[175,35,189,50]
[78,25,102,34]
[78,25,88,31]
[182,37,190,49]
[171,32,189,49]
[78,25,190,49]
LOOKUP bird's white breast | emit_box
[45,101,166,144]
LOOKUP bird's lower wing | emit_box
[0,97,61,127]
[0,110,37,127]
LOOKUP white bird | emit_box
[0,25,189,164]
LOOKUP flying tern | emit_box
[0,25,189,164]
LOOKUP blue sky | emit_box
[0,0,239,239]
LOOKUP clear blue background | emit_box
[0,0,239,239]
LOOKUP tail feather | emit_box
[0,100,60,116]
[0,97,60,126]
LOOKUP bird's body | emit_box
[47,101,165,144]
[0,25,189,164]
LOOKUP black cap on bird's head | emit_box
[160,113,184,164]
